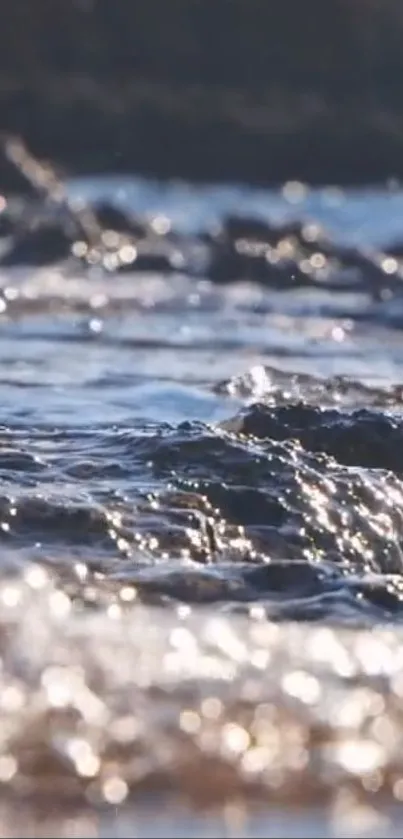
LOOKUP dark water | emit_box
[2,176,403,836]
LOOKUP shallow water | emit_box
[2,176,403,836]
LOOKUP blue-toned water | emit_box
[2,176,403,836]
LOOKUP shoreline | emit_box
[1,1,403,190]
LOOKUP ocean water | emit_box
[1,175,403,836]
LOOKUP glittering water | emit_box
[2,176,403,836]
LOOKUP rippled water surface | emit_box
[2,175,403,836]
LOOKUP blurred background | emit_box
[1,0,403,189]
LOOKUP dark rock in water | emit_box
[0,192,401,302]
[244,560,341,598]
[349,575,403,615]
[217,215,278,244]
[207,215,309,286]
[207,215,398,295]
[382,240,403,259]
[0,206,16,238]
[116,249,179,274]
[222,403,403,472]
[143,410,403,575]
[217,215,307,246]
[94,202,147,237]
[209,244,307,287]
[0,194,181,271]
[0,222,73,266]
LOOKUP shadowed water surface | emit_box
[2,177,403,835]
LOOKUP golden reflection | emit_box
[0,564,398,824]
